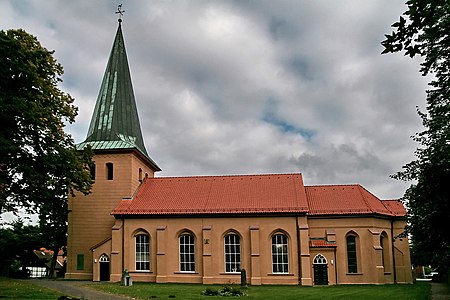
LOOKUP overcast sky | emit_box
[1,0,429,200]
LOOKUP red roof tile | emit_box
[382,200,407,216]
[112,173,309,215]
[111,174,407,217]
[310,239,337,248]
[305,185,396,216]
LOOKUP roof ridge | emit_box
[152,173,302,180]
[305,184,361,188]
[355,185,375,213]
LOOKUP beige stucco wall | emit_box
[66,151,155,280]
[105,214,412,286]
[114,216,301,285]
[308,216,412,285]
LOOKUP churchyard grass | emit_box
[88,281,430,300]
[0,277,66,299]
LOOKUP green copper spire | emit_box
[78,21,160,171]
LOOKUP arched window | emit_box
[106,163,114,180]
[224,233,241,273]
[346,233,358,273]
[272,233,288,273]
[380,232,390,273]
[99,254,109,262]
[179,233,195,272]
[135,234,149,271]
[313,253,327,264]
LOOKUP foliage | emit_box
[201,285,247,297]
[0,29,93,277]
[381,0,450,275]
[0,221,41,276]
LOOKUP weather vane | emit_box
[116,4,125,23]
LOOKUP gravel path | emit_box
[28,279,134,300]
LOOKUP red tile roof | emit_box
[309,239,337,248]
[111,174,407,217]
[382,199,407,216]
[112,174,309,215]
[305,185,395,216]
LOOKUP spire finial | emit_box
[116,4,125,23]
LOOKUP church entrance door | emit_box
[99,254,110,281]
[313,254,328,285]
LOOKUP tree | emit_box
[0,221,41,277]
[0,29,93,277]
[381,0,450,277]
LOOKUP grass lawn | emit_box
[88,281,431,300]
[0,277,66,299]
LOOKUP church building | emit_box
[65,19,412,286]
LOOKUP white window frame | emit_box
[179,233,195,272]
[135,234,150,271]
[224,233,241,273]
[272,233,289,274]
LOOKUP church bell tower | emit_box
[65,14,160,280]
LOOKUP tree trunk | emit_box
[48,246,59,279]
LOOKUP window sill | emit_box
[131,270,153,273]
[268,273,294,276]
[174,272,199,274]
[384,272,392,275]
[346,273,363,275]
[220,272,241,275]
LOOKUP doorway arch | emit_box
[99,254,110,281]
[313,254,328,285]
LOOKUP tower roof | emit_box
[78,21,160,171]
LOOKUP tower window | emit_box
[77,254,84,270]
[106,163,114,180]
[90,163,96,180]
[139,168,143,182]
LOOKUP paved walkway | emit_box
[29,279,133,300]
[431,282,450,300]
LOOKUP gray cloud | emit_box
[0,0,428,201]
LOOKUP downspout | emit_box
[334,246,338,285]
[122,217,125,275]
[391,219,397,284]
[296,215,302,285]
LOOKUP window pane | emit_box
[224,234,241,273]
[271,234,288,274]
[179,234,195,272]
[136,235,150,271]
[347,235,357,273]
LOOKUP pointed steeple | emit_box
[78,21,160,171]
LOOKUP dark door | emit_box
[100,261,110,281]
[313,264,328,285]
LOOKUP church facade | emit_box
[65,20,412,286]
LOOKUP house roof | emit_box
[77,21,160,171]
[111,173,407,218]
[112,173,309,215]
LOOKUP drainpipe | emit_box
[391,219,397,283]
[122,217,125,276]
[334,246,338,285]
[296,215,302,285]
